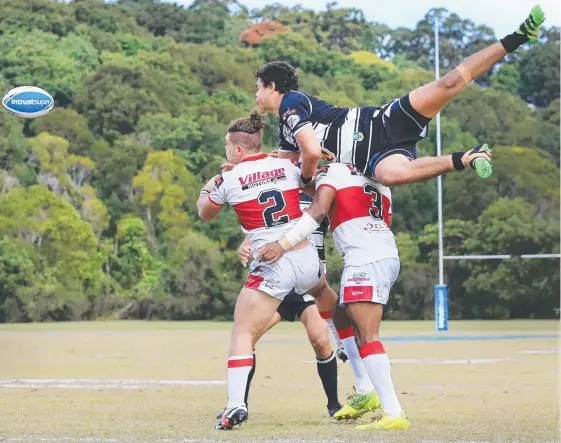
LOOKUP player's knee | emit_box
[358,330,380,346]
[311,336,331,358]
[437,71,465,92]
[374,164,403,187]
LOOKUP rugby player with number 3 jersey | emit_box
[197,112,339,431]
[257,163,411,431]
[254,6,546,186]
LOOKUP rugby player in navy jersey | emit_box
[254,6,545,186]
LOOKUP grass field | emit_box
[0,320,558,443]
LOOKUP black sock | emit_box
[316,352,340,408]
[243,350,256,407]
[500,32,530,53]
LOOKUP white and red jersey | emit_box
[315,162,398,266]
[209,153,303,254]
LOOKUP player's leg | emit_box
[410,5,545,119]
[346,301,409,430]
[340,259,409,431]
[332,304,381,421]
[217,310,281,421]
[246,312,281,407]
[215,287,280,430]
[372,6,546,186]
[300,303,342,416]
[306,274,338,316]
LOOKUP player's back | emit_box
[209,153,303,254]
[315,163,398,266]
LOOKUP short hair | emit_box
[255,61,299,93]
[227,110,265,152]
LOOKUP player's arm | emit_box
[277,150,317,197]
[295,127,322,185]
[197,175,224,221]
[256,185,335,264]
[375,143,491,186]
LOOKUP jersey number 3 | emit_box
[363,184,383,221]
[258,189,289,228]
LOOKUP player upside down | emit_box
[254,6,546,187]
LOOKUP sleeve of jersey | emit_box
[208,175,226,206]
[279,93,313,137]
[314,165,339,192]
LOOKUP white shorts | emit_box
[339,258,400,305]
[244,243,323,301]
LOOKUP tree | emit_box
[0,185,103,320]
[0,108,28,170]
[30,108,96,157]
[384,8,495,75]
[0,31,99,106]
[0,0,77,37]
[518,42,560,107]
[461,198,559,318]
[111,215,160,296]
[490,63,520,96]
[132,150,199,244]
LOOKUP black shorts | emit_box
[323,93,432,175]
[277,290,315,322]
[364,93,432,176]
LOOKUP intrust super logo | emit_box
[238,168,286,190]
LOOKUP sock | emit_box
[316,351,340,408]
[338,328,374,394]
[500,31,531,53]
[360,341,402,417]
[243,349,256,407]
[227,355,253,409]
[323,316,344,349]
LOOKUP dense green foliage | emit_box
[0,0,558,322]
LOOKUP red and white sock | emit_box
[320,310,344,350]
[227,355,253,409]
[360,341,402,417]
[337,327,374,394]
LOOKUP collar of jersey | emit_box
[240,153,268,163]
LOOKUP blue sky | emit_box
[170,0,560,37]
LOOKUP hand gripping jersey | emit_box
[278,90,429,175]
[209,153,304,255]
[315,163,399,266]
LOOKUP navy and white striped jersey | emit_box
[278,90,429,174]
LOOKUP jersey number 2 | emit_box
[258,189,289,228]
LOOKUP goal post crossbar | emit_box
[443,254,560,260]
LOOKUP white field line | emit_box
[518,349,558,354]
[0,378,226,390]
[303,357,521,364]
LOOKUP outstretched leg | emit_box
[373,6,546,187]
[410,5,546,118]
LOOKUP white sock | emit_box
[325,318,343,349]
[360,341,402,417]
[338,328,374,394]
[227,355,253,409]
